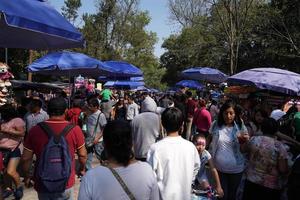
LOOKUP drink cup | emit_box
[237,131,249,144]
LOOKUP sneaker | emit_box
[14,186,23,200]
[2,188,13,198]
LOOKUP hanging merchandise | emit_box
[74,75,85,89]
[0,62,14,106]
[87,79,95,94]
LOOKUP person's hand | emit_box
[215,186,224,198]
[78,170,86,178]
[237,132,249,144]
[24,177,33,188]
[93,139,98,144]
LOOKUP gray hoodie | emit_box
[131,96,160,159]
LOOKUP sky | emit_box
[50,0,176,58]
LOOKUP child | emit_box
[193,134,224,197]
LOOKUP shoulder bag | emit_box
[107,166,136,200]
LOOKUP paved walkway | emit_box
[7,156,100,200]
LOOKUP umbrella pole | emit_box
[5,48,8,64]
[69,72,71,108]
[27,50,33,96]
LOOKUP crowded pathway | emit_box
[0,86,299,200]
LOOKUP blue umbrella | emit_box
[136,86,150,91]
[175,80,203,90]
[0,0,84,49]
[98,76,144,81]
[103,61,143,77]
[27,51,108,77]
[104,81,145,89]
[181,67,228,83]
[227,68,300,96]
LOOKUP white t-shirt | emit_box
[126,102,139,120]
[214,126,244,173]
[147,136,201,200]
[78,161,159,200]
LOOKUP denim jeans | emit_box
[38,187,74,200]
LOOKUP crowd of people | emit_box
[0,86,299,200]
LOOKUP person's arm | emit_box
[207,111,212,130]
[94,114,107,143]
[0,123,25,137]
[77,145,87,176]
[21,148,34,187]
[134,105,139,117]
[277,142,289,174]
[240,140,250,153]
[147,147,160,180]
[207,159,224,197]
[193,147,201,182]
[278,158,288,174]
[276,132,300,150]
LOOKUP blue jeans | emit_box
[86,151,94,171]
[38,187,74,200]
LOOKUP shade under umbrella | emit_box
[26,51,107,77]
[181,67,228,83]
[175,80,203,90]
[0,0,84,49]
[227,68,300,96]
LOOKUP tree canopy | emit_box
[1,0,299,89]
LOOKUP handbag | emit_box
[94,141,104,160]
[85,112,101,148]
[107,166,136,200]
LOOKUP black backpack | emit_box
[37,122,75,193]
[278,112,295,137]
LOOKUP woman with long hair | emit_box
[78,120,159,200]
[208,100,249,200]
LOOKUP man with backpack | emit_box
[21,97,87,200]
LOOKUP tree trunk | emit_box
[230,42,235,75]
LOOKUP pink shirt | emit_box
[0,118,25,150]
[193,108,212,132]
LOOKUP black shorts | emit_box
[9,148,21,158]
[0,148,21,167]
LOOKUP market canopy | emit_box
[102,61,143,77]
[227,68,300,96]
[104,81,145,89]
[11,80,64,92]
[26,51,111,77]
[181,67,228,83]
[0,0,85,49]
[98,76,144,82]
[175,80,203,90]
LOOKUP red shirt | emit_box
[24,120,85,192]
[186,99,197,118]
[193,108,212,132]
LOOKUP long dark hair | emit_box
[217,100,242,128]
[253,109,268,127]
[0,104,18,122]
[103,120,134,166]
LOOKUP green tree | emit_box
[81,0,165,89]
[62,0,82,24]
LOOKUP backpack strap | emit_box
[38,122,75,143]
